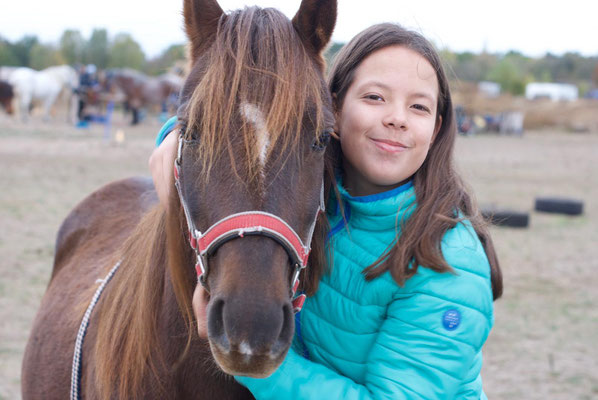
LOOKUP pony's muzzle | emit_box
[207,296,294,376]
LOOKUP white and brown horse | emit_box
[7,65,78,121]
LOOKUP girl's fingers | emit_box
[192,283,209,338]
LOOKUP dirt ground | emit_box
[0,113,597,399]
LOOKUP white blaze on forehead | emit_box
[240,102,270,168]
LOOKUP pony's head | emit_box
[169,0,336,377]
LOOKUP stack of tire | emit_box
[482,197,584,228]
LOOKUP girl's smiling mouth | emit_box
[370,137,410,153]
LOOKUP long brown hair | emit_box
[310,23,502,300]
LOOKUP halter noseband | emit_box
[173,133,325,313]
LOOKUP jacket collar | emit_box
[328,180,416,233]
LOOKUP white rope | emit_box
[70,260,122,400]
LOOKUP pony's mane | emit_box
[185,6,326,181]
[94,207,170,400]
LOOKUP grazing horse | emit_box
[104,68,184,125]
[0,80,14,114]
[21,0,336,399]
[8,65,78,121]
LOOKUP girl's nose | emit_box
[382,106,408,130]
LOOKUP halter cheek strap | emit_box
[173,134,324,313]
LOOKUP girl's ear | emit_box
[432,115,443,144]
[331,92,341,140]
[331,116,340,140]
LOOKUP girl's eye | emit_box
[412,104,430,113]
[365,94,383,101]
[311,129,332,152]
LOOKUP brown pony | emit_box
[21,0,336,399]
[0,80,14,114]
[104,69,183,124]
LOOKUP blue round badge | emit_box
[442,309,461,331]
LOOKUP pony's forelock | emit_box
[185,7,327,182]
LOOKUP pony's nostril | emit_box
[208,298,230,352]
[271,303,294,356]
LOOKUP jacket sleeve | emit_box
[236,248,494,400]
[155,115,178,146]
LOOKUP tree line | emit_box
[439,49,598,96]
[1,29,597,95]
[0,29,186,76]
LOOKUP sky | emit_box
[1,0,597,59]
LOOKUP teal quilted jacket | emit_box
[236,181,494,399]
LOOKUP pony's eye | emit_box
[189,129,200,141]
[311,129,332,152]
[180,123,199,141]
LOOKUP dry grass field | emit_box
[0,114,597,399]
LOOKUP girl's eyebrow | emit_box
[357,80,391,91]
[411,92,436,103]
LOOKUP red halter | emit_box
[173,134,324,313]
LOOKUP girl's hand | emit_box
[192,283,209,338]
[149,131,178,207]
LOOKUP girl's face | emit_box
[336,45,441,196]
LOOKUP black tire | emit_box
[481,208,530,228]
[534,197,584,216]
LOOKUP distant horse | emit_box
[8,65,78,121]
[0,80,14,114]
[21,0,336,399]
[104,68,184,124]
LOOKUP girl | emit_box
[150,23,502,400]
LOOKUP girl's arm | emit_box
[237,240,493,399]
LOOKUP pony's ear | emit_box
[292,0,337,56]
[183,0,225,61]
